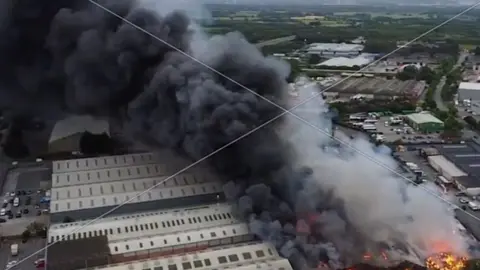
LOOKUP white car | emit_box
[13,197,19,207]
[6,261,17,270]
[459,198,469,204]
[0,208,5,216]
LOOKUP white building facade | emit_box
[458,82,480,101]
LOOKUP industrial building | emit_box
[306,43,364,58]
[46,152,296,270]
[316,54,374,68]
[46,203,294,270]
[404,112,444,133]
[49,153,224,223]
[426,142,480,192]
[86,242,292,270]
[323,77,426,100]
[49,115,110,153]
[458,82,480,101]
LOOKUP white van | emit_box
[13,197,19,207]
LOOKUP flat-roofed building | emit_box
[458,82,480,101]
[50,153,224,223]
[48,203,239,243]
[307,43,364,58]
[52,151,192,174]
[404,112,444,133]
[86,242,292,270]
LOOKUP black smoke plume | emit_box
[0,1,469,269]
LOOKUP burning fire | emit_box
[425,253,467,270]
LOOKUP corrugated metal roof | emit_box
[50,172,213,201]
[48,203,239,243]
[110,223,250,254]
[51,163,192,188]
[406,112,443,124]
[50,182,223,213]
[89,242,287,270]
[428,155,467,177]
[52,153,159,173]
[317,55,372,67]
[308,43,364,52]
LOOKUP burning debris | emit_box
[0,0,474,269]
[425,253,467,270]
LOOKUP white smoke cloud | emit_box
[287,78,469,262]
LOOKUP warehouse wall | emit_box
[458,88,480,101]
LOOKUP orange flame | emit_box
[425,252,467,270]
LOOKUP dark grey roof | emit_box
[435,142,480,177]
[456,176,480,189]
[47,236,110,270]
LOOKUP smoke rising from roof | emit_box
[0,0,470,268]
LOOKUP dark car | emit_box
[23,208,29,214]
[0,218,6,223]
[15,211,21,218]
[2,202,7,208]
[25,196,32,205]
[7,214,13,219]
[36,210,41,216]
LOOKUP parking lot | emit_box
[374,116,443,143]
[0,166,51,237]
[0,238,46,270]
[392,145,480,244]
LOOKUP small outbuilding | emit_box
[404,112,443,133]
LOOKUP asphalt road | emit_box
[0,238,45,270]
[434,52,468,112]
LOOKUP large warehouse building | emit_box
[49,152,224,223]
[428,142,480,191]
[458,82,480,101]
[47,198,293,269]
[306,43,364,58]
[46,152,296,270]
[404,112,444,133]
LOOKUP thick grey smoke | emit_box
[0,0,469,269]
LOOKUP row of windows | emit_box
[112,227,240,252]
[58,154,154,171]
[55,174,206,199]
[52,184,219,211]
[138,249,274,270]
[54,164,169,184]
[50,212,234,242]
